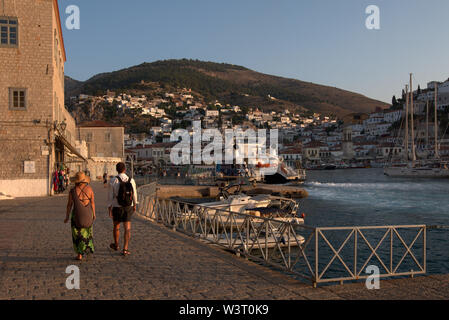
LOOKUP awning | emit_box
[56,135,87,162]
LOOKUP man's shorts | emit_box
[112,206,134,223]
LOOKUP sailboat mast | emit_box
[405,84,409,161]
[426,100,429,146]
[435,83,439,159]
[410,74,416,164]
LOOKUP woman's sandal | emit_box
[109,243,119,251]
[122,249,131,256]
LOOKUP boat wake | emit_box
[302,179,449,212]
[306,181,443,191]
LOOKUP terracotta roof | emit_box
[78,120,123,128]
[280,148,302,154]
[303,141,327,148]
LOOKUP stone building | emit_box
[128,142,175,168]
[303,141,328,164]
[77,121,125,180]
[0,0,86,197]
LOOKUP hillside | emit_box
[65,59,389,117]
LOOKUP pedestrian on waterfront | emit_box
[107,162,137,256]
[103,172,108,187]
[64,172,96,261]
[58,169,65,192]
[65,171,70,189]
[53,170,59,194]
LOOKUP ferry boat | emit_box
[251,155,306,184]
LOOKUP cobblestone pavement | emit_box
[1,182,449,300]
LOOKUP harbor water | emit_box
[301,168,449,275]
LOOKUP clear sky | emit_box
[59,0,449,104]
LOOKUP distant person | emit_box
[58,169,65,193]
[103,172,108,187]
[53,170,59,194]
[107,162,137,256]
[64,172,96,261]
[65,171,70,189]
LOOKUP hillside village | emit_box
[67,78,449,171]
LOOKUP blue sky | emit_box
[59,0,449,104]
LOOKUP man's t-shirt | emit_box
[107,173,138,208]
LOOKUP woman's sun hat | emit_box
[73,172,91,184]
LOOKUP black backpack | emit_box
[116,176,134,207]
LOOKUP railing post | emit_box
[246,218,250,254]
[423,226,427,273]
[288,223,291,270]
[354,227,357,278]
[172,201,177,231]
[315,228,319,285]
[230,209,233,250]
[390,227,393,274]
[215,211,218,240]
[265,222,269,261]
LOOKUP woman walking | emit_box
[64,172,96,260]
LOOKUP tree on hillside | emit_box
[232,114,245,125]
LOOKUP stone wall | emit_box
[0,0,73,197]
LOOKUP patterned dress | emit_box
[71,211,94,255]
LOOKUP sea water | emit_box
[300,168,449,274]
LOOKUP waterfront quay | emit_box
[1,182,449,300]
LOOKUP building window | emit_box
[86,133,93,142]
[9,88,27,110]
[105,132,111,143]
[0,17,18,47]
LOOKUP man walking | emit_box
[108,162,137,256]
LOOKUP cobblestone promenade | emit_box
[1,183,449,300]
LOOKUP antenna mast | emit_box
[435,83,439,159]
[405,84,409,161]
[410,74,416,165]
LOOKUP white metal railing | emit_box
[137,183,426,286]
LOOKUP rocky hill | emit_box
[65,59,389,117]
